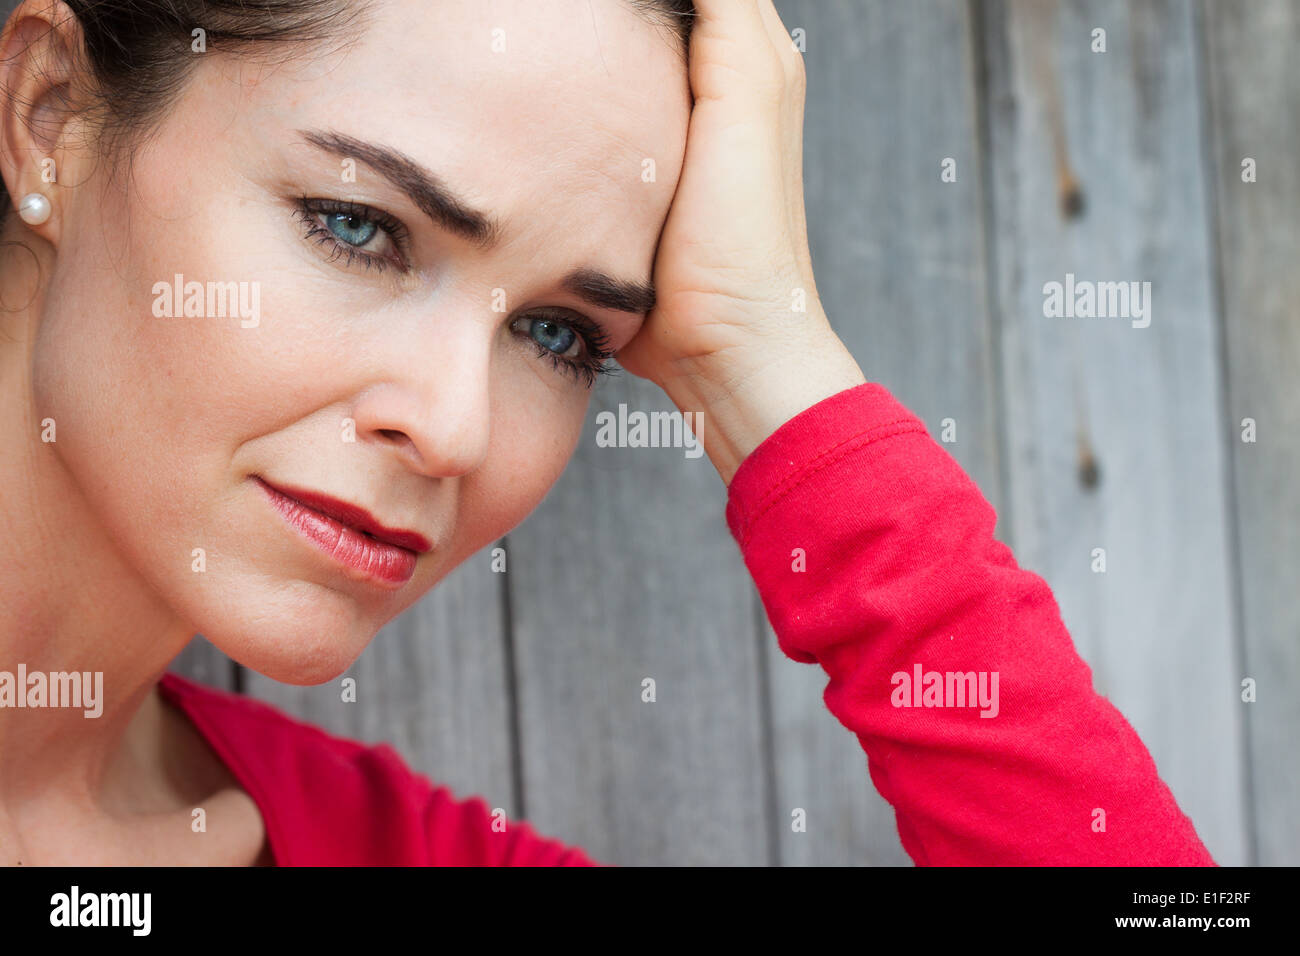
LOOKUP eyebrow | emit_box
[297,128,656,316]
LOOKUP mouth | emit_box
[253,476,429,588]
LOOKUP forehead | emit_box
[255,0,691,271]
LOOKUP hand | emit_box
[617,0,865,484]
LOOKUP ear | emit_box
[0,0,94,247]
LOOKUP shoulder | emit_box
[157,671,602,866]
[159,671,437,863]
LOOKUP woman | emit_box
[0,0,1214,865]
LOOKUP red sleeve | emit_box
[724,382,1216,866]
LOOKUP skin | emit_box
[0,0,862,865]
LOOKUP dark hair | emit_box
[0,0,695,228]
[625,0,695,54]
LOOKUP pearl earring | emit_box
[17,192,51,225]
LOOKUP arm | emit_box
[723,380,1216,865]
[619,0,1214,865]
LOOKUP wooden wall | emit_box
[172,0,1297,866]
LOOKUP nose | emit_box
[349,323,493,479]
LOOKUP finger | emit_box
[756,0,804,78]
[755,1,815,294]
[690,0,787,100]
[691,1,815,294]
[691,0,769,39]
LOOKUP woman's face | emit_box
[27,0,690,683]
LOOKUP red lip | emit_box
[255,477,432,553]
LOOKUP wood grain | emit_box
[979,0,1249,863]
[1201,0,1300,866]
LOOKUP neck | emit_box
[0,244,194,811]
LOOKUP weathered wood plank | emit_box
[768,0,1005,866]
[242,553,517,818]
[981,0,1248,863]
[1201,0,1300,866]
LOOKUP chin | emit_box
[185,578,381,686]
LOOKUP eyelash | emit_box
[293,196,411,273]
[518,309,616,388]
[293,196,615,387]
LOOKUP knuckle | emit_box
[749,55,785,102]
[759,47,786,85]
[752,74,785,108]
[774,39,805,93]
[789,46,806,79]
[787,53,806,92]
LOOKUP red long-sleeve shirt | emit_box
[158,381,1216,865]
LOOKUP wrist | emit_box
[659,329,867,486]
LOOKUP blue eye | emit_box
[294,197,410,273]
[324,211,378,247]
[528,316,578,356]
[509,310,614,388]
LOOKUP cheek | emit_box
[38,167,294,492]
[448,376,589,566]
[30,178,382,683]
[32,196,243,568]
